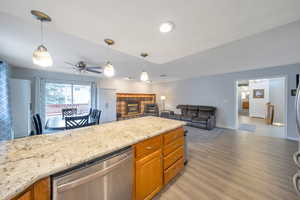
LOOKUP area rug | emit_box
[239,123,256,132]
[185,126,224,143]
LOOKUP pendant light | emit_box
[103,39,115,77]
[140,53,149,82]
[31,10,53,67]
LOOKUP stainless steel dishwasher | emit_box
[52,147,133,200]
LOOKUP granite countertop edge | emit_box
[0,117,186,200]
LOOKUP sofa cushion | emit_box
[192,117,208,123]
[198,111,211,118]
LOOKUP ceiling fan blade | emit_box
[87,66,102,69]
[64,61,76,66]
[86,68,102,74]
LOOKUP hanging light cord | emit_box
[107,43,111,63]
[40,20,44,45]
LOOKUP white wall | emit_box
[98,78,152,93]
[152,64,300,139]
[249,80,269,118]
[10,79,31,138]
[269,77,285,123]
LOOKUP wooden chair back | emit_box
[32,114,43,135]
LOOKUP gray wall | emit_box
[152,64,300,139]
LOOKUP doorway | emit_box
[236,77,287,138]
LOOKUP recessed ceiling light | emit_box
[159,22,174,33]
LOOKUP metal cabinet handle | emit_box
[293,173,300,196]
[146,146,153,150]
[294,152,300,168]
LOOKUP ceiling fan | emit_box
[64,61,102,74]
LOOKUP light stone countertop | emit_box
[0,116,186,200]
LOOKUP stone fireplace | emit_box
[116,93,156,120]
[126,101,140,114]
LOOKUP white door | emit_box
[10,79,31,138]
[98,88,116,123]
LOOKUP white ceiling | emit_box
[1,0,300,82]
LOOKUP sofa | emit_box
[162,105,217,130]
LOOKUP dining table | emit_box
[45,114,92,130]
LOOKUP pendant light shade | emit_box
[104,39,115,77]
[140,71,149,82]
[140,53,150,82]
[31,10,53,67]
[103,61,115,77]
[32,45,53,67]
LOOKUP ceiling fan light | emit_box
[104,62,115,77]
[140,71,149,82]
[32,45,53,67]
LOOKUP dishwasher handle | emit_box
[57,153,132,192]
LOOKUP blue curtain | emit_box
[0,61,12,140]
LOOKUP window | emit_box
[45,82,91,119]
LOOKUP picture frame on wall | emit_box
[253,89,265,98]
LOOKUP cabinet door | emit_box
[135,150,163,200]
[33,178,50,200]
[16,191,32,200]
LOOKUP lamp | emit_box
[140,71,149,82]
[140,53,150,82]
[103,61,115,77]
[31,10,53,67]
[103,39,115,77]
[160,96,166,110]
[160,96,166,100]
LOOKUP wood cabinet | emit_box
[12,178,50,200]
[11,127,184,200]
[135,149,163,200]
[162,127,184,185]
[134,127,185,200]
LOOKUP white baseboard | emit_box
[286,136,299,141]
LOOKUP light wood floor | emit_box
[155,127,299,200]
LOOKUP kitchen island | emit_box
[0,116,186,200]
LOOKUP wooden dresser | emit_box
[133,127,185,200]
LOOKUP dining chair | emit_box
[65,115,89,130]
[32,114,43,135]
[90,109,101,125]
[62,108,77,119]
[95,110,102,125]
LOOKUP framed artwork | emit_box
[253,89,265,98]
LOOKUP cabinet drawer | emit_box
[163,128,184,145]
[164,158,184,185]
[164,146,184,170]
[135,136,162,159]
[163,137,184,156]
